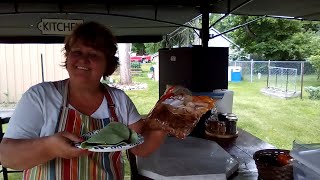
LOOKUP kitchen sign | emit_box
[38,19,83,35]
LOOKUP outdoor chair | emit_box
[0,117,23,180]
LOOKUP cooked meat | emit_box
[146,95,216,139]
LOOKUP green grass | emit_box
[126,67,320,150]
[0,171,22,180]
[127,69,320,150]
[229,77,320,150]
[125,77,159,115]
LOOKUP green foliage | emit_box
[136,27,196,55]
[144,42,163,54]
[130,62,141,69]
[304,62,317,75]
[168,28,195,47]
[143,32,194,55]
[210,14,320,60]
[131,43,146,55]
[144,21,196,55]
[308,50,320,79]
[229,49,249,61]
[305,86,320,99]
[253,62,269,74]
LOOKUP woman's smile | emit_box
[76,66,89,71]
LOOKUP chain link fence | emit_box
[229,60,318,98]
[268,66,298,92]
[229,60,316,82]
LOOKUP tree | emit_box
[210,14,320,60]
[143,26,196,55]
[309,55,320,79]
[118,43,132,84]
[131,43,146,55]
[168,27,195,47]
[307,36,320,79]
[144,42,163,54]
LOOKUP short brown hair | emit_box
[64,21,119,77]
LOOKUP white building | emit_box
[208,28,240,49]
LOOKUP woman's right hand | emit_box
[47,131,90,159]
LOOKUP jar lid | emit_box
[222,113,237,117]
[226,116,238,121]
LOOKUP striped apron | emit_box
[23,81,123,180]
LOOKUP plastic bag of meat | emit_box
[145,85,216,139]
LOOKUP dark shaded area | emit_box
[159,46,229,96]
[0,35,162,44]
[0,117,23,180]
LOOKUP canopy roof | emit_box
[0,0,319,43]
[214,0,320,21]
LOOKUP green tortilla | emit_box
[80,122,139,148]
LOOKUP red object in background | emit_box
[277,154,292,166]
[130,55,152,62]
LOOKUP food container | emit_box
[225,116,238,135]
[205,113,238,138]
[254,149,293,180]
[205,120,219,134]
[290,142,320,180]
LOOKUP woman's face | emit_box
[66,41,107,84]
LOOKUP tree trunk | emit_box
[118,43,132,84]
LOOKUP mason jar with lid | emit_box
[218,121,227,135]
[225,116,238,135]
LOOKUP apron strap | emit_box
[62,80,69,108]
[54,80,69,133]
[104,85,119,122]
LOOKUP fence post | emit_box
[286,70,289,93]
[267,60,271,88]
[300,62,304,99]
[250,59,253,83]
[41,53,44,82]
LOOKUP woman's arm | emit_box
[128,119,167,157]
[0,131,88,170]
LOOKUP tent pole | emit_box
[201,6,209,48]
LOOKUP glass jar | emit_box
[226,116,238,135]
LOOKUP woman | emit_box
[0,22,167,180]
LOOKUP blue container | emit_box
[231,67,242,82]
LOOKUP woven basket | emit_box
[253,149,293,180]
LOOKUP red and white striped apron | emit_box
[24,81,123,180]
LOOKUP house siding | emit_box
[0,44,68,103]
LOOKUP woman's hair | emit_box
[63,21,119,77]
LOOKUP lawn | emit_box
[128,64,320,150]
[1,63,319,179]
[229,79,320,149]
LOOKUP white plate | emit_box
[75,130,144,152]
